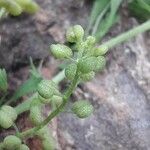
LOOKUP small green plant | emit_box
[0,0,39,17]
[0,21,150,150]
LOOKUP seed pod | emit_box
[94,45,108,56]
[94,56,106,72]
[51,95,63,107]
[37,80,56,101]
[0,68,8,92]
[65,63,77,80]
[0,111,13,129]
[78,57,97,73]
[50,44,73,59]
[85,36,96,47]
[1,105,17,121]
[42,139,55,150]
[18,144,30,150]
[66,25,84,43]
[15,0,39,13]
[3,135,21,150]
[72,100,93,118]
[29,105,43,125]
[0,0,22,16]
[80,71,95,82]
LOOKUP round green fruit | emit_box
[72,100,93,118]
[65,63,77,80]
[3,135,21,150]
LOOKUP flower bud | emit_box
[0,111,13,129]
[85,36,96,47]
[72,100,93,118]
[0,68,8,92]
[3,135,21,150]
[94,45,108,56]
[1,105,17,121]
[66,25,84,43]
[78,57,98,73]
[18,144,30,150]
[37,80,56,102]
[80,71,95,82]
[50,44,73,59]
[65,63,77,80]
[94,56,106,72]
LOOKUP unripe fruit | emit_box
[50,44,73,59]
[80,71,95,82]
[85,36,96,47]
[65,63,77,80]
[15,0,39,13]
[94,56,106,72]
[3,135,21,150]
[51,95,63,107]
[94,45,108,56]
[66,25,84,43]
[1,105,17,121]
[18,144,30,150]
[30,105,43,125]
[42,139,55,150]
[37,80,56,102]
[0,0,22,16]
[78,57,98,73]
[0,111,13,129]
[72,100,93,118]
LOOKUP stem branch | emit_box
[19,74,79,138]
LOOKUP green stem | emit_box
[19,74,79,138]
[103,20,150,49]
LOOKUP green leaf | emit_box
[128,0,150,22]
[7,59,42,104]
[87,0,110,34]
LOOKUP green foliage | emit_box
[87,0,123,41]
[128,0,150,22]
[9,62,42,104]
[0,0,39,16]
[0,68,8,92]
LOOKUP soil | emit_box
[0,0,150,150]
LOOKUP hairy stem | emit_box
[103,20,150,48]
[19,74,79,138]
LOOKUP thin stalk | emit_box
[19,74,79,138]
[92,3,110,36]
[103,20,150,49]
